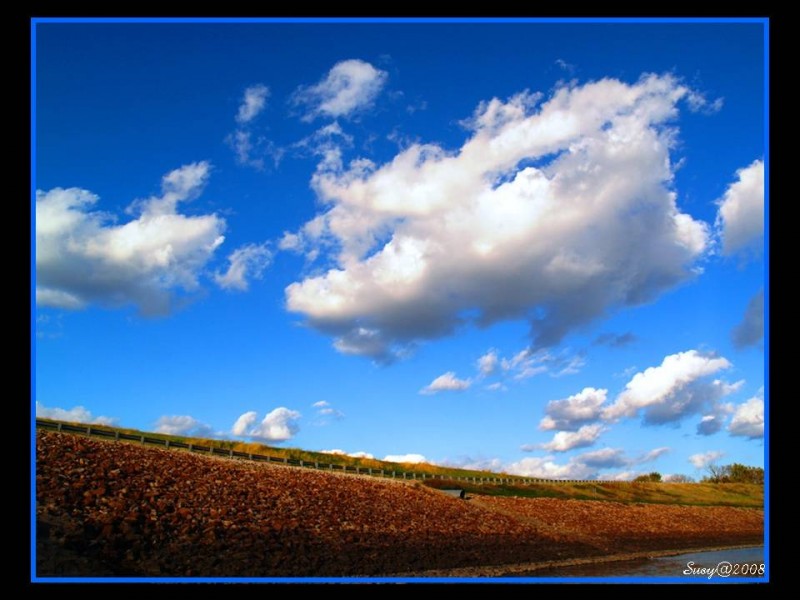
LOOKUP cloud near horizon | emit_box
[232,407,301,443]
[36,401,117,426]
[285,74,709,362]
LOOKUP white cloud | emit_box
[232,407,301,443]
[486,382,507,392]
[506,456,594,480]
[226,130,283,171]
[383,453,428,464]
[689,450,725,469]
[539,387,608,431]
[236,84,269,124]
[313,399,344,421]
[36,162,226,315]
[716,159,764,256]
[348,451,374,459]
[732,290,764,349]
[439,456,505,472]
[728,393,764,439]
[477,349,499,376]
[500,347,585,381]
[696,402,734,436]
[602,350,734,424]
[36,401,116,426]
[292,59,388,121]
[606,471,641,481]
[420,371,472,395]
[639,446,671,463]
[577,447,628,468]
[154,415,216,438]
[285,74,709,361]
[686,90,724,114]
[320,449,374,459]
[214,242,272,291]
[539,424,605,452]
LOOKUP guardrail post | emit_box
[355,467,359,474]
[165,440,170,448]
[115,431,120,441]
[283,457,288,464]
[392,471,395,478]
[314,461,318,468]
[86,426,92,436]
[229,449,233,458]
[368,468,372,475]
[141,435,146,444]
[329,464,333,470]
[300,460,304,467]
[249,454,253,460]
[57,422,62,432]
[188,444,193,452]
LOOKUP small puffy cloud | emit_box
[696,402,734,436]
[236,84,269,124]
[728,393,764,439]
[539,387,608,431]
[555,58,576,73]
[732,290,764,349]
[383,453,428,464]
[506,456,595,480]
[214,242,272,291]
[540,424,605,452]
[292,59,388,121]
[348,451,374,459]
[285,74,709,361]
[477,349,499,376]
[321,449,374,459]
[312,400,344,422]
[36,401,116,426]
[593,332,637,348]
[420,371,472,395]
[232,407,301,443]
[716,159,764,256]
[686,90,724,114]
[154,415,216,438]
[689,450,725,469]
[486,382,507,392]
[36,162,225,315]
[602,350,734,424]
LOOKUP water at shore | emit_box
[516,546,765,578]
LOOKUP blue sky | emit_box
[33,19,766,480]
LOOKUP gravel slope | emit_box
[35,431,763,577]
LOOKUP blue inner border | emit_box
[29,16,770,585]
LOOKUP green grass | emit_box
[36,417,763,507]
[423,478,763,507]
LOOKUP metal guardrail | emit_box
[35,419,624,485]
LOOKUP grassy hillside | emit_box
[423,478,762,507]
[36,418,762,507]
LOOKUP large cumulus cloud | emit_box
[284,74,709,361]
